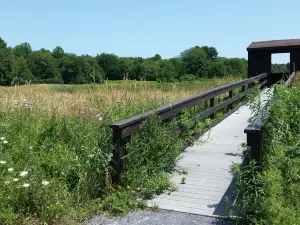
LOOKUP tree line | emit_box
[0,37,289,85]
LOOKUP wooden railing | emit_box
[110,73,268,183]
[244,72,296,166]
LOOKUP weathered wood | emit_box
[148,103,252,216]
[110,73,267,129]
[285,72,296,87]
[244,73,296,166]
[228,90,233,109]
[209,97,215,119]
[110,73,268,182]
[111,127,125,184]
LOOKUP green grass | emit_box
[231,82,300,225]
[0,77,244,224]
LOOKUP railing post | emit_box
[228,90,233,109]
[210,97,215,119]
[244,124,263,167]
[111,127,125,184]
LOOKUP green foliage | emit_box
[232,84,300,224]
[28,49,62,83]
[0,36,251,86]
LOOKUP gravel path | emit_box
[87,209,235,225]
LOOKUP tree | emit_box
[201,46,218,60]
[76,55,104,83]
[0,37,7,49]
[180,46,209,78]
[224,58,247,76]
[14,43,32,59]
[151,54,162,61]
[59,54,78,84]
[96,53,125,80]
[140,61,158,81]
[10,56,33,84]
[52,46,65,59]
[0,47,13,85]
[28,50,62,83]
[208,59,227,77]
[0,38,14,85]
[157,60,177,82]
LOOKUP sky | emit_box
[0,0,298,63]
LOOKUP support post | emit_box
[244,124,263,167]
[228,90,233,110]
[111,127,125,184]
[210,97,215,119]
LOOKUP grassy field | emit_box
[0,76,241,224]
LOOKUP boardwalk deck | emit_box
[147,103,254,216]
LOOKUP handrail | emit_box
[110,73,267,129]
[285,72,296,87]
[244,72,296,166]
[110,73,268,183]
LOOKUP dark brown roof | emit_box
[247,39,300,51]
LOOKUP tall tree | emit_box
[96,53,125,80]
[28,50,62,83]
[0,38,13,85]
[180,46,209,77]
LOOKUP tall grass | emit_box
[231,79,300,225]
[0,76,241,224]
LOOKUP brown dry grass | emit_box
[0,76,241,120]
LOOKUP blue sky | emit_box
[0,0,298,63]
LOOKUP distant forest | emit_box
[0,37,290,85]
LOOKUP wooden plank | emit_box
[110,73,267,129]
[147,96,258,216]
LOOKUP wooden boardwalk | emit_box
[147,103,254,216]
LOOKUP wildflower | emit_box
[0,137,5,141]
[29,146,33,150]
[98,204,103,208]
[3,140,8,144]
[4,181,10,185]
[12,178,19,182]
[20,171,28,177]
[127,185,131,189]
[22,183,30,188]
[0,160,6,164]
[42,180,49,186]
[7,168,14,172]
[99,116,103,121]
[88,154,94,158]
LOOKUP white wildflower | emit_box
[0,160,6,164]
[12,178,19,182]
[0,137,5,141]
[22,183,30,188]
[99,116,103,121]
[20,171,28,177]
[3,140,8,144]
[41,180,49,186]
[29,146,33,150]
[88,154,94,158]
[7,168,14,172]
[4,181,10,185]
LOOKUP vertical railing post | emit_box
[244,124,263,167]
[210,97,215,119]
[111,127,125,184]
[228,90,233,110]
[241,85,246,101]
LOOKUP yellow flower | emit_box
[98,204,103,208]
[127,185,130,189]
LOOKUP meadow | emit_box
[0,76,241,224]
